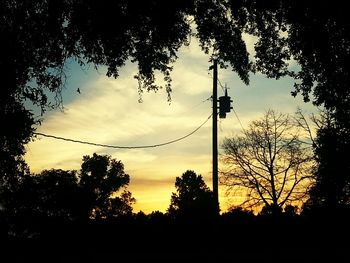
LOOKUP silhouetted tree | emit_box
[221,110,314,214]
[167,170,216,221]
[1,169,81,238]
[0,100,34,205]
[104,190,136,218]
[303,111,350,214]
[79,153,135,219]
[12,170,81,218]
[27,169,81,220]
[2,153,135,237]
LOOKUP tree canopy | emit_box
[168,170,216,220]
[2,153,135,237]
[79,153,135,219]
[1,0,349,142]
[304,111,350,213]
[2,0,349,111]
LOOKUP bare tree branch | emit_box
[221,109,316,213]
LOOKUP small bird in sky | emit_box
[77,88,81,94]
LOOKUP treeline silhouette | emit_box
[0,154,348,262]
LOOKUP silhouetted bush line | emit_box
[1,210,349,240]
[1,210,348,262]
[0,166,349,261]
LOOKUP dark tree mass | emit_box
[2,153,134,238]
[2,0,348,110]
[167,170,217,220]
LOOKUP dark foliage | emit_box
[304,115,350,214]
[167,170,217,221]
[1,153,135,238]
[79,153,134,219]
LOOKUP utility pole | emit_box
[211,59,233,215]
[212,59,219,214]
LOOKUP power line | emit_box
[217,77,226,93]
[184,95,212,113]
[232,108,246,134]
[209,73,245,135]
[211,73,243,132]
[34,114,213,149]
[129,96,212,145]
[212,73,246,133]
[207,71,226,93]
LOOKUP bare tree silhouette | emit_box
[221,109,314,214]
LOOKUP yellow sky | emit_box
[24,36,317,214]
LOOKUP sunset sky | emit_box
[24,35,317,214]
